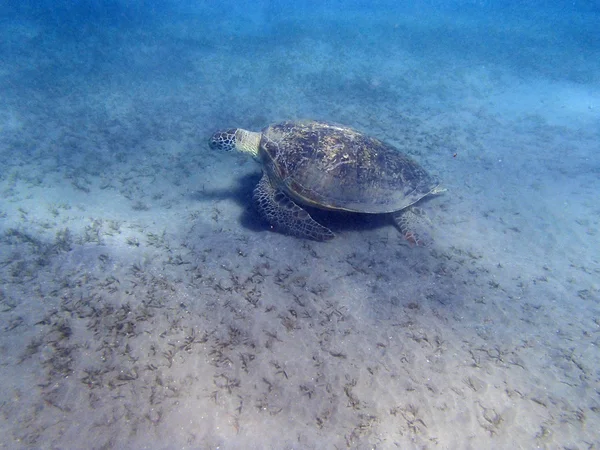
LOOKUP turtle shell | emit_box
[258,120,438,213]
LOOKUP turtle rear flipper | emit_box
[253,174,335,241]
[393,207,431,247]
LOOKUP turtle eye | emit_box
[209,133,226,150]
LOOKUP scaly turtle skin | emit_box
[209,120,443,243]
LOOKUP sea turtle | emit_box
[209,120,443,243]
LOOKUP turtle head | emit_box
[209,128,262,158]
[209,129,238,152]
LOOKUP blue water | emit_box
[1,1,599,448]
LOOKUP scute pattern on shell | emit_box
[258,120,438,214]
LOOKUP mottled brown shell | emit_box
[258,120,438,213]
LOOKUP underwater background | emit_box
[0,1,599,448]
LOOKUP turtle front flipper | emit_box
[393,207,431,247]
[253,174,335,241]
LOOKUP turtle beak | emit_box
[208,136,220,150]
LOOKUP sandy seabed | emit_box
[0,6,599,449]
